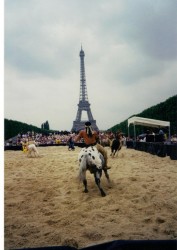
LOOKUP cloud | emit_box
[4,0,177,131]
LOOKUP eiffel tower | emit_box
[72,46,99,132]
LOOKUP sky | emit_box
[4,0,177,131]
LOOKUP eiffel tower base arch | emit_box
[72,119,98,132]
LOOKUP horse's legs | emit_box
[94,172,106,197]
[103,168,109,179]
[79,163,88,193]
[103,168,110,184]
[110,147,115,156]
[27,151,31,157]
[83,179,88,193]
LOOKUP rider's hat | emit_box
[85,121,91,126]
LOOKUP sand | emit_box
[4,145,177,249]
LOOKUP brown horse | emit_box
[99,137,112,147]
[110,138,122,157]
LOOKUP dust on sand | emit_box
[4,146,177,249]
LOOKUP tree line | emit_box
[4,119,71,141]
[108,95,177,137]
[4,119,51,141]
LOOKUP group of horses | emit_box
[23,134,122,197]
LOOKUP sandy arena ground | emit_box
[4,145,177,249]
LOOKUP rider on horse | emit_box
[75,121,111,170]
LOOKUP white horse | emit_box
[27,144,39,157]
[78,146,110,197]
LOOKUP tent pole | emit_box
[134,124,136,141]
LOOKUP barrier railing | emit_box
[126,141,177,160]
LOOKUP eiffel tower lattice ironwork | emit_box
[72,47,99,132]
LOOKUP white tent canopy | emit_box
[128,116,170,139]
[128,116,170,128]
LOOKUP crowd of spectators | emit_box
[124,128,177,144]
[4,130,177,148]
[5,131,78,147]
[5,131,126,147]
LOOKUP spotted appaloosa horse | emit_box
[78,146,110,197]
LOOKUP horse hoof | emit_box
[101,191,106,197]
[84,190,88,193]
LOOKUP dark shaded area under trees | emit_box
[4,119,69,141]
